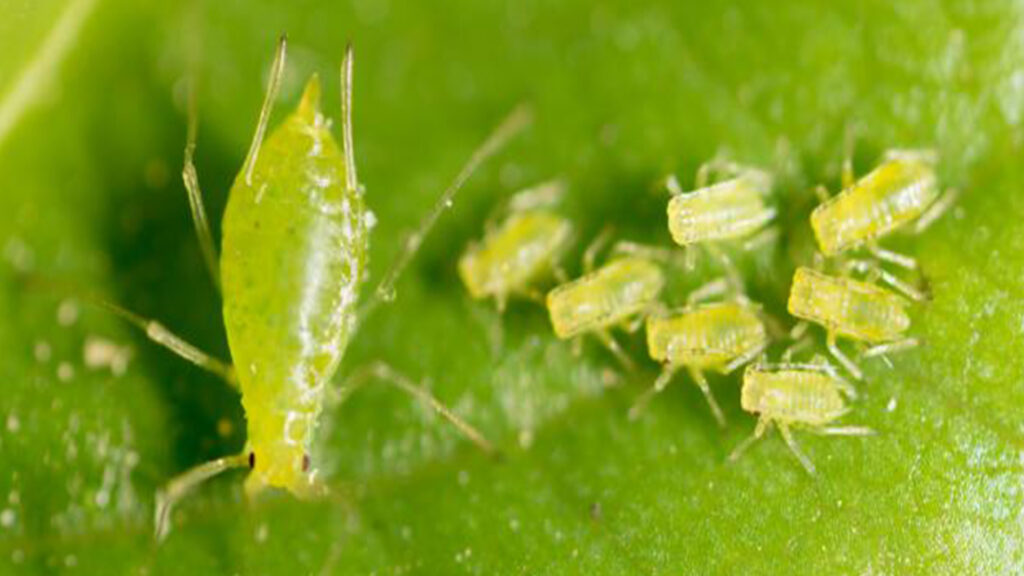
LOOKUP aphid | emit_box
[787,266,917,380]
[729,358,872,475]
[811,148,958,273]
[97,39,529,539]
[665,157,777,287]
[631,297,769,426]
[458,180,573,311]
[546,233,665,370]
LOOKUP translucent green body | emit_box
[546,258,664,339]
[788,267,909,344]
[741,365,848,427]
[458,211,571,303]
[220,78,368,495]
[811,153,938,256]
[646,302,766,370]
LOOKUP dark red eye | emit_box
[248,452,256,469]
[301,453,310,472]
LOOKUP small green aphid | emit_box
[458,180,573,311]
[631,296,769,426]
[665,157,777,288]
[546,233,665,370]
[729,358,873,475]
[811,148,958,274]
[788,266,917,381]
[100,38,529,540]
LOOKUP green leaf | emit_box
[2,0,1023,573]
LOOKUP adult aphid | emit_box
[665,157,778,288]
[811,148,958,277]
[631,294,769,427]
[729,358,872,475]
[546,231,665,370]
[458,180,573,311]
[101,38,529,539]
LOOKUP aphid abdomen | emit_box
[788,267,909,343]
[646,303,765,368]
[547,257,664,339]
[458,211,571,299]
[742,367,846,426]
[221,77,368,495]
[811,155,939,255]
[667,174,774,245]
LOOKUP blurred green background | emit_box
[1,0,1023,573]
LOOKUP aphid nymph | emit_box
[458,180,573,311]
[787,266,917,380]
[729,358,872,475]
[665,157,777,288]
[97,38,529,539]
[631,297,768,426]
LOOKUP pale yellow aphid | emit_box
[811,149,958,273]
[729,359,872,475]
[630,298,769,426]
[665,158,777,287]
[458,180,572,311]
[546,246,665,370]
[788,266,916,381]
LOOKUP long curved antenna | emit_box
[182,77,221,290]
[362,103,533,321]
[340,44,357,193]
[243,35,288,186]
[155,452,249,541]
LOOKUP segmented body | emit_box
[221,78,367,496]
[546,257,664,339]
[458,210,571,303]
[667,169,774,245]
[646,302,766,370]
[811,151,938,256]
[741,364,848,427]
[787,267,909,344]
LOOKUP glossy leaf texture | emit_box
[1,0,1023,574]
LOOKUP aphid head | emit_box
[243,437,322,499]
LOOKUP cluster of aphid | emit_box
[89,38,956,540]
[459,145,957,476]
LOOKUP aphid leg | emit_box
[789,320,809,341]
[610,241,679,265]
[870,266,927,302]
[914,187,960,233]
[623,313,646,334]
[338,362,495,455]
[665,174,685,195]
[728,418,769,463]
[687,277,731,305]
[723,342,768,375]
[827,332,863,380]
[742,225,780,252]
[778,423,815,475]
[628,364,678,420]
[688,367,726,428]
[815,425,874,436]
[181,75,220,290]
[863,338,919,359]
[242,36,288,186]
[154,452,249,541]
[704,243,743,292]
[781,337,812,362]
[866,242,917,270]
[96,298,236,386]
[368,104,533,313]
[594,330,635,372]
[583,227,615,274]
[695,162,713,189]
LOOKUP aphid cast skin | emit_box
[458,180,573,311]
[631,300,768,426]
[665,159,777,288]
[96,39,529,540]
[787,267,917,380]
[811,149,958,271]
[729,360,872,475]
[546,256,664,369]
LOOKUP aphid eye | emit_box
[301,454,311,472]
[248,452,256,469]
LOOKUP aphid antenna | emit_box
[340,42,357,194]
[181,69,221,292]
[913,186,960,233]
[581,225,615,273]
[884,148,938,165]
[365,102,534,319]
[154,452,249,541]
